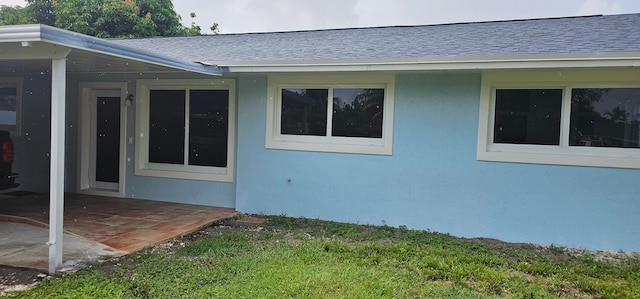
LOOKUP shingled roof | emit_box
[111,13,640,71]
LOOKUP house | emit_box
[1,13,640,271]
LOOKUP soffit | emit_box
[0,50,191,75]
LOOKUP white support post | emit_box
[49,57,67,273]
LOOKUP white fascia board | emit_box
[0,24,221,76]
[0,24,42,42]
[38,25,221,76]
[0,25,40,43]
[217,52,640,73]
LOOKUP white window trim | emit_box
[0,77,22,136]
[135,79,236,182]
[477,69,640,169]
[266,74,395,155]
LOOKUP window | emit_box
[0,78,22,136]
[136,79,235,182]
[477,70,640,169]
[267,75,395,155]
[569,88,640,148]
[493,89,562,145]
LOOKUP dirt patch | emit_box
[236,215,268,224]
[468,237,640,264]
[0,266,47,295]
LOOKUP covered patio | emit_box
[0,24,224,272]
[0,193,238,270]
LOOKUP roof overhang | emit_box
[0,24,221,76]
[209,52,640,73]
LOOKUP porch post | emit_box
[49,57,66,273]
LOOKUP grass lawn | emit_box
[3,216,640,298]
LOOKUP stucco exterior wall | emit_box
[235,72,640,251]
[12,71,639,251]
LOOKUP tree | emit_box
[53,0,102,36]
[95,0,158,38]
[0,0,218,38]
[54,0,187,38]
[0,5,31,25]
[134,0,188,36]
[210,22,219,34]
[183,12,201,36]
[25,0,54,25]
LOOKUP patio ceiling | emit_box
[0,51,197,75]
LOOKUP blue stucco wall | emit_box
[235,72,640,251]
[12,71,639,251]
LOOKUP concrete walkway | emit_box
[0,222,123,271]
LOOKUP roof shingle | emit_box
[111,14,640,65]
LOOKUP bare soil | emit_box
[0,266,46,295]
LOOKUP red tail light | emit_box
[3,140,14,163]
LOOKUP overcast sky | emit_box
[3,0,640,34]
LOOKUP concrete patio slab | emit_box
[0,193,240,271]
[0,222,123,271]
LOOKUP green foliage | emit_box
[53,0,102,36]
[210,22,219,34]
[178,233,252,257]
[265,214,298,228]
[54,0,186,38]
[7,217,640,298]
[137,0,189,36]
[25,0,54,25]
[0,5,32,25]
[0,0,218,38]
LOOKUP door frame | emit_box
[77,82,127,197]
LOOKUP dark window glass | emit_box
[494,89,562,145]
[149,90,185,164]
[570,88,640,148]
[189,90,229,167]
[95,96,120,183]
[281,88,328,136]
[332,88,384,138]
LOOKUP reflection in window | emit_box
[189,90,229,167]
[0,87,17,126]
[149,90,185,165]
[494,89,562,145]
[570,88,640,148]
[332,88,384,138]
[0,78,21,136]
[281,88,328,136]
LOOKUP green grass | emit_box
[4,216,640,298]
